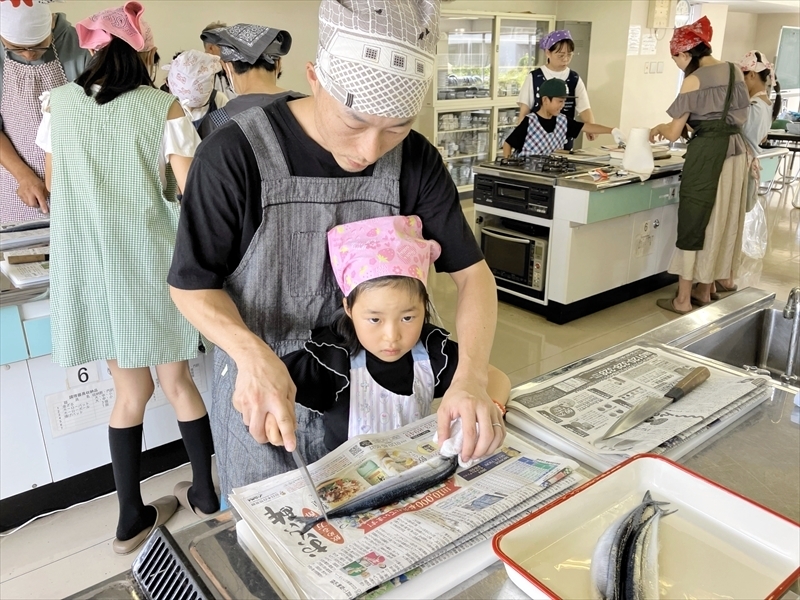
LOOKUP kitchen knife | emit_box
[601,366,711,440]
[291,449,329,522]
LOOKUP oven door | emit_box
[480,226,533,287]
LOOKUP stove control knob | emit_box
[653,219,660,229]
[475,216,484,224]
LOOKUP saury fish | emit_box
[623,507,671,600]
[296,454,459,534]
[590,491,669,600]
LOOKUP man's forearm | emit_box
[0,131,36,181]
[169,286,268,364]
[449,260,498,387]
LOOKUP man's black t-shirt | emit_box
[168,97,483,290]
[504,112,585,153]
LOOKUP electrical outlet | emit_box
[644,62,650,74]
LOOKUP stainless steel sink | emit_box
[682,302,799,382]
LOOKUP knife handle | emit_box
[666,367,711,400]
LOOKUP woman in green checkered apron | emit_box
[36,2,218,555]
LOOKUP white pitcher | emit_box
[622,127,655,180]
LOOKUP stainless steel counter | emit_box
[69,290,799,600]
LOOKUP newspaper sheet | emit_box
[507,344,770,458]
[230,416,581,600]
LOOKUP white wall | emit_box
[556,0,632,141]
[721,11,758,63]
[698,2,729,58]
[755,11,800,63]
[618,0,683,134]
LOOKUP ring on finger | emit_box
[491,422,503,428]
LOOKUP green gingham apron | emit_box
[48,83,200,368]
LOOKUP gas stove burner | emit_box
[494,156,528,167]
[494,154,581,175]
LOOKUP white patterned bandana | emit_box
[164,50,220,109]
[315,0,440,119]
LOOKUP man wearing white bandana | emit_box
[0,0,89,222]
[169,0,503,501]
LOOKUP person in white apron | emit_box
[503,78,620,157]
[0,0,89,222]
[280,216,511,452]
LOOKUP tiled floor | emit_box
[1,185,798,599]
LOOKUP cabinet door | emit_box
[28,357,116,481]
[628,206,664,282]
[0,361,52,499]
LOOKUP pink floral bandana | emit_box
[327,215,441,296]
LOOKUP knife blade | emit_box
[601,366,711,440]
[291,449,329,522]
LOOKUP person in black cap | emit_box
[197,24,300,138]
[503,78,620,157]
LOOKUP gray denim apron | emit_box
[212,106,402,499]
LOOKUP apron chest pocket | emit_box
[290,231,338,298]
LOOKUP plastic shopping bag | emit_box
[736,198,768,289]
[742,199,767,259]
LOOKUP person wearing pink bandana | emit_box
[650,16,750,315]
[36,1,218,555]
[279,216,510,451]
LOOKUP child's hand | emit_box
[437,379,506,463]
[232,343,298,450]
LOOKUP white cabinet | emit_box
[0,361,52,499]
[28,357,115,481]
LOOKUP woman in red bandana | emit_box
[650,17,750,314]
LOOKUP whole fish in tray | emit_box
[590,490,674,600]
[295,454,459,534]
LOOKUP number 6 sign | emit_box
[66,362,99,388]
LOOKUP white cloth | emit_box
[742,95,772,156]
[35,87,200,188]
[518,66,591,115]
[0,0,52,46]
[164,49,221,109]
[432,419,480,469]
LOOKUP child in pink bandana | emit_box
[281,215,510,451]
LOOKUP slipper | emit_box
[656,298,692,315]
[714,280,738,293]
[174,481,217,519]
[112,495,177,555]
[690,296,711,307]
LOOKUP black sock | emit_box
[178,414,219,514]
[109,425,156,541]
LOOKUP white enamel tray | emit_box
[493,455,800,600]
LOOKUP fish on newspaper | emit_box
[296,454,459,534]
[590,490,674,600]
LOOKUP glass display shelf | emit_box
[496,106,520,151]
[435,109,490,189]
[435,15,494,102]
[496,18,550,100]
